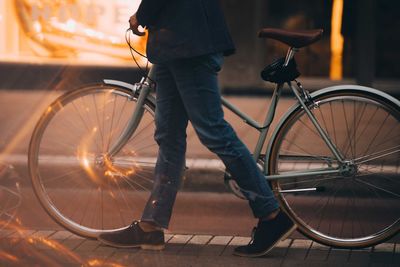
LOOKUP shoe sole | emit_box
[98,237,165,251]
[233,224,297,258]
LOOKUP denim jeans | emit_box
[141,53,279,228]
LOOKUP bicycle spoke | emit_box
[41,168,85,183]
[71,101,101,152]
[342,100,355,158]
[352,174,395,235]
[108,178,129,228]
[280,140,334,164]
[354,178,400,198]
[92,94,106,152]
[106,94,118,152]
[361,112,391,159]
[329,102,338,146]
[125,120,155,146]
[297,117,325,140]
[340,100,367,159]
[354,145,400,164]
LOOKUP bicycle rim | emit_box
[28,84,157,238]
[269,90,400,248]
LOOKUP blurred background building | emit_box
[0,0,399,92]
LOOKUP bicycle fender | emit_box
[102,79,156,107]
[103,79,137,92]
[264,85,400,175]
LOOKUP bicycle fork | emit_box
[106,73,155,158]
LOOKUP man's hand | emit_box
[129,14,146,36]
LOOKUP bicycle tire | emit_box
[28,84,157,238]
[268,88,400,248]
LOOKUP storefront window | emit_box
[0,0,146,65]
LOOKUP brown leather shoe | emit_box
[98,221,165,250]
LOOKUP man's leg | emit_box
[169,54,279,218]
[141,64,189,229]
[169,54,295,257]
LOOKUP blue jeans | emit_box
[141,53,279,228]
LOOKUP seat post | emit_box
[283,47,299,66]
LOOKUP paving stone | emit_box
[348,247,372,266]
[327,248,350,263]
[30,230,55,239]
[371,243,395,264]
[199,236,233,256]
[180,235,212,256]
[222,236,251,256]
[168,234,193,244]
[276,239,292,249]
[188,235,213,245]
[94,243,117,254]
[108,248,141,261]
[374,243,395,253]
[285,239,312,260]
[394,243,400,265]
[306,241,329,261]
[164,233,174,242]
[110,251,169,266]
[161,234,193,255]
[48,230,73,241]
[76,250,115,262]
[75,239,100,252]
[61,234,86,251]
[267,238,293,258]
[8,230,36,239]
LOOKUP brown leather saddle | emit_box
[258,28,323,48]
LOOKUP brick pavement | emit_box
[0,229,398,266]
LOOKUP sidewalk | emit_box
[0,228,398,267]
[0,90,399,266]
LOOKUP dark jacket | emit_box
[136,0,235,63]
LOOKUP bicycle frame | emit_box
[103,48,346,184]
[221,81,343,182]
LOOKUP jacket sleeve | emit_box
[136,0,171,27]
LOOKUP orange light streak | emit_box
[0,251,19,262]
[0,220,127,266]
[330,0,344,80]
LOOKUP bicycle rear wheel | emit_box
[28,84,157,238]
[269,89,400,248]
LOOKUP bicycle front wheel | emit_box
[28,84,157,238]
[269,89,400,248]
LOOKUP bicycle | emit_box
[28,28,400,249]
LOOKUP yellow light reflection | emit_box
[330,0,344,80]
[0,220,127,266]
[77,125,139,187]
[103,155,137,180]
[86,259,126,267]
